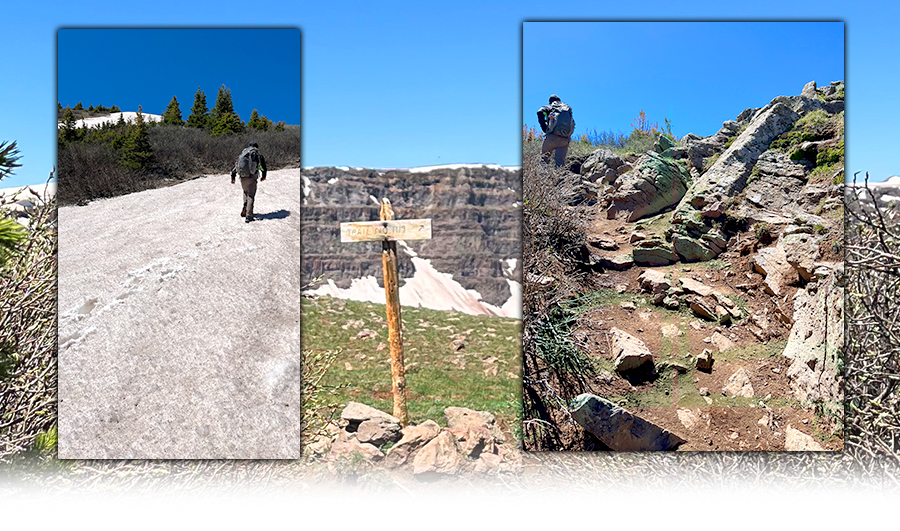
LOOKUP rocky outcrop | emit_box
[606,151,693,222]
[581,148,628,184]
[783,263,844,405]
[570,394,685,451]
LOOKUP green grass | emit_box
[302,297,522,430]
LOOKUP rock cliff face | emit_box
[302,165,521,315]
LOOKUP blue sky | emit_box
[524,22,844,144]
[2,1,899,188]
[58,29,301,128]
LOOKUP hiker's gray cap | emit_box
[549,94,560,103]
[249,142,259,148]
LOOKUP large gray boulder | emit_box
[582,148,626,184]
[783,264,843,405]
[606,151,692,222]
[570,394,685,451]
[632,238,679,266]
[610,327,654,372]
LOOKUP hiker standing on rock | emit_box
[231,141,267,223]
[537,94,575,167]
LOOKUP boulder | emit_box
[673,234,718,262]
[639,269,670,294]
[610,327,654,372]
[780,232,819,282]
[784,425,825,451]
[356,417,403,447]
[384,419,442,468]
[340,402,400,432]
[752,245,797,297]
[633,239,679,266]
[723,368,754,398]
[445,406,505,443]
[599,254,634,270]
[679,277,716,297]
[581,148,625,180]
[690,297,717,321]
[570,394,686,451]
[412,430,462,476]
[606,151,693,222]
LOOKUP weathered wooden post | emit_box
[340,199,432,426]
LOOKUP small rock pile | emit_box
[309,402,522,479]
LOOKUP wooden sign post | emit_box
[340,199,432,426]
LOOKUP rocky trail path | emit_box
[564,214,842,451]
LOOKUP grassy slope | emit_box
[302,296,522,434]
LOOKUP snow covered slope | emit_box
[58,169,304,459]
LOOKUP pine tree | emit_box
[73,101,83,111]
[275,121,285,132]
[186,87,210,129]
[0,140,26,261]
[248,109,261,130]
[162,95,183,126]
[58,108,78,144]
[210,84,243,136]
[120,105,153,170]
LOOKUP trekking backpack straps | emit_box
[236,147,260,178]
[548,102,574,138]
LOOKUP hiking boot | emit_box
[245,216,254,223]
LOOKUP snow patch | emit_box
[306,251,521,318]
[327,177,339,184]
[58,111,163,129]
[504,258,517,276]
[302,176,311,197]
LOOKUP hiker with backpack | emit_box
[231,141,267,223]
[537,95,575,167]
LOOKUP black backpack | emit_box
[236,147,260,178]
[548,102,575,137]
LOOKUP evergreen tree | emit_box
[73,101,83,111]
[162,95,183,126]
[58,108,78,144]
[210,85,243,136]
[275,121,286,132]
[110,105,121,113]
[88,104,95,112]
[186,87,210,129]
[120,106,153,170]
[0,140,25,261]
[248,109,261,130]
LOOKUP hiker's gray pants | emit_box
[542,133,570,167]
[241,176,258,218]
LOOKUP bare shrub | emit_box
[845,173,900,466]
[0,191,57,462]
[521,139,596,450]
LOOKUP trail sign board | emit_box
[340,219,432,243]
[339,207,432,426]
